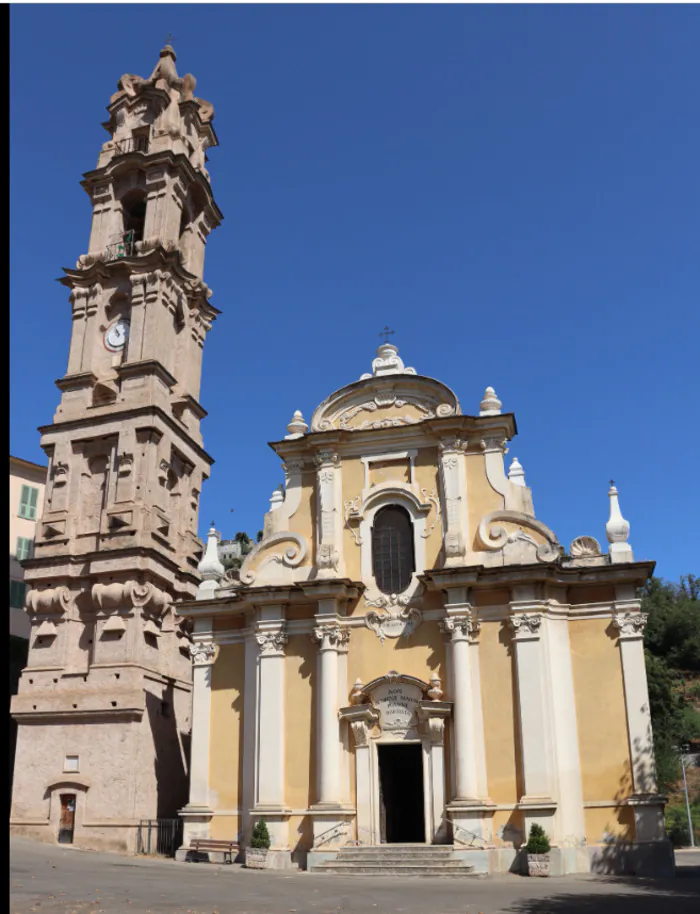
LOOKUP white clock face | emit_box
[104,319,130,352]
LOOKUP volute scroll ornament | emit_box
[25,586,74,617]
[239,531,308,585]
[508,613,543,640]
[476,510,561,563]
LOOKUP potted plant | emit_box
[525,823,551,877]
[245,819,271,869]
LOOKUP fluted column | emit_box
[312,624,350,806]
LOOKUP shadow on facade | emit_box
[145,683,188,819]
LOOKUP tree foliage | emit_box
[642,575,700,797]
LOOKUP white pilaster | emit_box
[613,590,667,845]
[178,619,215,849]
[251,603,291,861]
[314,450,344,578]
[542,615,587,861]
[508,610,554,807]
[437,438,468,566]
[612,604,657,795]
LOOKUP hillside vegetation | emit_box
[643,575,700,845]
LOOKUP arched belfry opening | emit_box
[371,504,415,595]
[121,189,147,249]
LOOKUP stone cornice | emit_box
[37,403,214,466]
[268,412,518,462]
[80,149,224,225]
[421,560,655,591]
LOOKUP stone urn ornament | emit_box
[525,823,551,877]
[245,819,270,869]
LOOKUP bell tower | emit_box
[10,46,222,854]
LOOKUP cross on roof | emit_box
[609,479,615,487]
[379,326,395,344]
[165,32,174,46]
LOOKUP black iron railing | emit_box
[105,231,136,262]
[137,818,183,858]
[114,135,149,155]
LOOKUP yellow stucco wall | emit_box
[285,634,316,810]
[210,815,240,840]
[347,623,446,691]
[584,806,635,845]
[209,643,245,813]
[466,453,503,551]
[479,621,521,803]
[491,808,525,848]
[570,618,632,802]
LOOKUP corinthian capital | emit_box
[508,613,542,640]
[439,613,478,641]
[612,611,648,639]
[190,641,216,665]
[256,629,288,656]
[312,625,350,651]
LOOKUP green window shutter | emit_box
[10,580,27,609]
[18,485,39,520]
[15,537,33,561]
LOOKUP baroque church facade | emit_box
[11,46,673,877]
[179,344,672,876]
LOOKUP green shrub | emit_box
[250,819,271,849]
[525,823,551,855]
[665,802,700,848]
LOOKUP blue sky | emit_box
[10,4,699,582]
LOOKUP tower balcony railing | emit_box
[105,231,136,262]
[113,135,149,156]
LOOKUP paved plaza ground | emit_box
[10,838,700,914]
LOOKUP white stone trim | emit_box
[613,600,658,794]
[360,449,418,490]
[541,616,586,847]
[187,621,214,808]
[508,608,554,804]
[357,486,428,604]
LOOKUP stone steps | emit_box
[310,844,476,877]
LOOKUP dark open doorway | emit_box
[378,743,425,843]
[58,794,75,844]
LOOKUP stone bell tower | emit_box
[10,45,222,854]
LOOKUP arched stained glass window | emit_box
[371,505,415,595]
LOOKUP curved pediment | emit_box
[311,375,460,433]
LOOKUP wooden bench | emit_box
[189,839,239,864]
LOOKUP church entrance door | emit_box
[377,743,424,843]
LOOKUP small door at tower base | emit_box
[58,794,76,844]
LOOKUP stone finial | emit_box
[508,457,526,487]
[479,386,502,416]
[349,678,365,705]
[606,482,634,563]
[285,409,308,439]
[360,343,417,380]
[196,522,224,600]
[269,485,285,512]
[427,675,444,702]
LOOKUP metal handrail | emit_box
[113,135,149,155]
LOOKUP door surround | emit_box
[341,671,452,845]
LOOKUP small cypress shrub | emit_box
[525,823,551,855]
[250,819,271,850]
